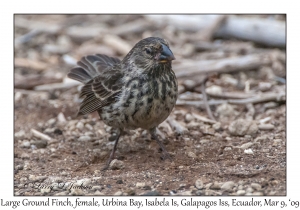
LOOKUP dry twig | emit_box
[201,77,216,121]
[31,129,52,141]
[174,53,271,78]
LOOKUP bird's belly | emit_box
[101,92,176,130]
[101,75,177,130]
[130,97,175,129]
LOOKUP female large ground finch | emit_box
[68,37,178,169]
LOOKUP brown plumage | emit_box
[68,37,178,169]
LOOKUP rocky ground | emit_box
[14,14,286,196]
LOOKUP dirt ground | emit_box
[14,14,286,196]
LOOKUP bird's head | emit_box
[124,37,175,71]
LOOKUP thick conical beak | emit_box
[159,44,175,63]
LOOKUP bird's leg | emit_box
[102,129,122,171]
[149,127,172,161]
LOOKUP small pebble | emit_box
[116,179,123,184]
[15,130,25,138]
[254,135,269,143]
[240,142,253,150]
[210,181,221,190]
[195,179,204,190]
[238,181,244,185]
[16,165,24,170]
[251,183,262,191]
[109,159,124,170]
[216,103,236,118]
[200,139,210,144]
[220,74,238,86]
[41,187,51,195]
[224,147,232,151]
[195,190,202,195]
[92,186,102,191]
[205,183,213,189]
[185,113,194,123]
[94,190,104,195]
[21,141,31,148]
[237,185,244,190]
[70,188,84,196]
[181,191,192,196]
[21,153,30,159]
[252,191,264,196]
[78,135,91,141]
[187,151,197,158]
[114,191,123,196]
[187,121,200,129]
[47,118,56,126]
[77,178,91,186]
[212,122,221,131]
[221,181,235,192]
[31,140,48,148]
[76,122,84,130]
[85,123,93,131]
[206,85,222,95]
[236,190,246,196]
[225,137,232,141]
[246,187,254,193]
[228,119,258,136]
[136,182,145,188]
[258,82,272,91]
[28,175,36,181]
[143,190,160,196]
[244,149,254,155]
[55,191,68,196]
[205,190,219,196]
[126,189,135,196]
[57,112,67,123]
[268,191,277,195]
[258,124,275,130]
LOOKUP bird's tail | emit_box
[68,54,121,84]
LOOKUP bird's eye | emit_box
[145,48,152,55]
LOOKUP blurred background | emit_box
[14,14,286,89]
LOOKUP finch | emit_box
[68,37,178,169]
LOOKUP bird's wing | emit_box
[78,68,124,115]
[70,55,124,116]
[68,54,121,84]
